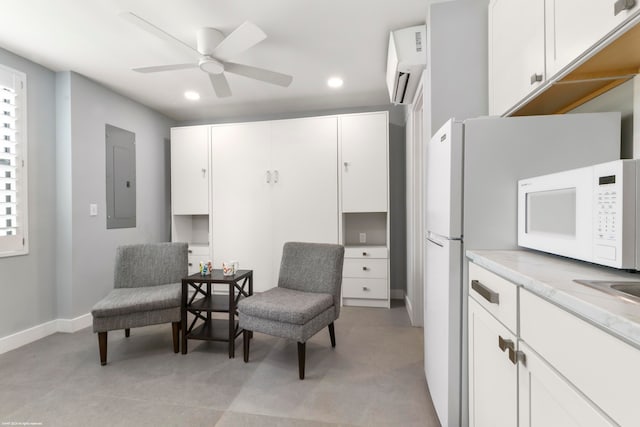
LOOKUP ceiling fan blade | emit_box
[212,21,267,61]
[119,11,198,56]
[133,63,197,73]
[209,73,232,98]
[224,62,293,87]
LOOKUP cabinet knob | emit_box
[530,73,543,85]
[188,250,192,254]
[362,266,368,271]
[498,335,514,352]
[614,0,636,15]
[362,251,367,256]
[362,286,369,291]
[188,262,193,266]
[266,170,271,183]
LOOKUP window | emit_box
[0,64,27,257]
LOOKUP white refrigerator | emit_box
[423,112,622,427]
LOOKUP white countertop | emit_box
[466,249,640,349]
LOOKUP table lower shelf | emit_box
[187,319,240,342]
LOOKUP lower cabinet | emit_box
[468,297,518,427]
[518,342,613,427]
[341,246,389,306]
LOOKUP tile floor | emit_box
[0,302,441,427]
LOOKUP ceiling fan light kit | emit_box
[122,12,293,98]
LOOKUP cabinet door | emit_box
[340,113,388,212]
[270,117,339,276]
[546,0,640,77]
[468,297,517,427]
[171,126,209,215]
[518,342,615,427]
[211,122,274,291]
[489,0,545,115]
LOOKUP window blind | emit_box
[0,65,27,256]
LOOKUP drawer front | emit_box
[520,289,640,427]
[342,278,388,299]
[344,246,388,259]
[188,244,210,256]
[343,258,388,279]
[468,262,518,333]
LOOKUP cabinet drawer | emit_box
[344,246,388,259]
[521,289,640,427]
[188,244,209,256]
[342,278,388,299]
[343,258,387,279]
[468,262,518,333]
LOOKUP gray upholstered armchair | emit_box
[91,242,188,365]
[238,242,345,379]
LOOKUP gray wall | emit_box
[62,72,174,317]
[0,48,57,337]
[389,124,407,292]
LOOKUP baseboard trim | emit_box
[390,289,405,300]
[0,313,91,355]
[405,294,415,325]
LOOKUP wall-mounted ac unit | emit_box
[386,24,427,105]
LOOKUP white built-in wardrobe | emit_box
[170,111,390,307]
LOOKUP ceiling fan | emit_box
[120,12,293,98]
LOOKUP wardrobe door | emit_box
[211,122,274,291]
[270,117,339,276]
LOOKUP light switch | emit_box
[90,204,98,216]
[359,233,367,243]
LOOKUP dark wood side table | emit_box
[181,269,253,358]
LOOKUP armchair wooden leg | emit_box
[172,322,180,353]
[125,328,130,338]
[328,322,336,348]
[243,329,250,363]
[98,332,108,366]
[297,342,306,380]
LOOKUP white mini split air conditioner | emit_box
[386,24,427,105]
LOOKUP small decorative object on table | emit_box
[222,261,236,276]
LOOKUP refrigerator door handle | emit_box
[426,236,444,248]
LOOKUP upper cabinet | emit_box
[340,112,388,213]
[170,126,209,215]
[489,0,545,116]
[489,0,640,116]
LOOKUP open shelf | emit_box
[342,212,387,246]
[187,319,239,342]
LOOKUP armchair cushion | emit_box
[238,287,333,325]
[91,283,181,318]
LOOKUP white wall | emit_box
[60,72,174,317]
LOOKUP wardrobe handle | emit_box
[266,170,271,183]
[530,73,543,85]
[614,0,635,15]
[274,170,279,183]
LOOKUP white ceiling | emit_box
[0,0,428,122]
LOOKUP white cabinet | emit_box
[545,0,640,77]
[518,342,614,427]
[340,112,388,213]
[211,117,338,292]
[170,126,209,215]
[341,247,389,304]
[488,0,545,116]
[468,264,519,427]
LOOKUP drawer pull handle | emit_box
[530,73,543,85]
[188,262,193,266]
[472,280,500,304]
[498,335,514,352]
[508,348,526,366]
[362,286,369,291]
[188,250,193,254]
[362,252,367,256]
[614,0,636,15]
[362,266,368,271]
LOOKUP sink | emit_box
[574,280,640,304]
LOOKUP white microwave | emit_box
[518,159,639,270]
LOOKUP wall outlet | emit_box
[89,204,98,216]
[359,233,367,243]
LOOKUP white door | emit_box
[518,342,615,427]
[425,120,462,238]
[489,0,545,115]
[340,112,388,212]
[546,0,640,77]
[270,117,339,277]
[171,126,209,215]
[424,234,461,427]
[211,122,273,291]
[468,297,518,427]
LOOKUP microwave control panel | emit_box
[596,177,617,242]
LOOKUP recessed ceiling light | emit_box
[327,77,344,88]
[184,91,200,101]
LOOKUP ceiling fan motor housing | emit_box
[197,27,224,55]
